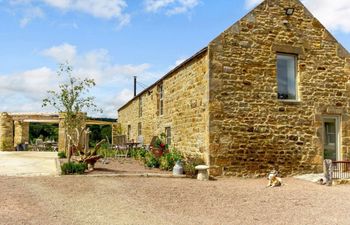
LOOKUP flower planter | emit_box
[151,148,163,158]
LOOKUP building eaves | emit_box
[118,47,208,112]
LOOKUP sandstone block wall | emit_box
[0,113,14,151]
[14,121,29,146]
[118,51,210,161]
[208,0,350,176]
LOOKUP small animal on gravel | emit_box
[266,170,282,187]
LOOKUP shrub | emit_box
[144,151,159,168]
[130,148,147,160]
[183,156,205,177]
[137,148,147,159]
[97,147,115,158]
[159,150,183,171]
[58,151,66,159]
[61,162,87,175]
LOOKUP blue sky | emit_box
[0,0,350,118]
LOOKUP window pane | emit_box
[138,123,142,136]
[165,127,171,145]
[139,97,142,117]
[277,54,296,100]
[159,84,164,115]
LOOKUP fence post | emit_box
[323,159,333,186]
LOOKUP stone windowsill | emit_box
[278,99,302,104]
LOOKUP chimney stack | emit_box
[133,76,137,97]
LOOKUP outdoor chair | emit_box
[114,135,129,158]
[34,139,46,151]
[136,135,144,148]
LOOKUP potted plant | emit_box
[152,133,169,158]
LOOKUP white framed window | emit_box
[277,54,297,100]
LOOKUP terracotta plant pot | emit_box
[152,148,163,158]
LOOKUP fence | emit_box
[332,161,350,179]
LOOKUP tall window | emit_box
[127,125,131,141]
[138,122,142,136]
[165,127,171,145]
[139,96,142,117]
[159,84,164,115]
[277,54,297,100]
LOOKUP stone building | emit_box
[118,0,350,176]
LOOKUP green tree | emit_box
[42,62,102,162]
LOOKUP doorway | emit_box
[323,117,340,161]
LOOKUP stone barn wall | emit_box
[118,50,210,161]
[208,0,350,176]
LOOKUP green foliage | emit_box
[42,62,102,161]
[42,62,101,116]
[58,151,66,159]
[61,162,87,175]
[29,123,58,143]
[97,146,115,158]
[154,132,169,151]
[144,151,160,168]
[114,123,123,135]
[183,156,205,177]
[130,148,147,160]
[159,150,183,171]
[87,125,111,147]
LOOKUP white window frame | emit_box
[323,116,341,161]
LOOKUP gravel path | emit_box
[0,176,349,225]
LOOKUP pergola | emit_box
[0,112,116,151]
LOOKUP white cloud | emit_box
[11,0,131,28]
[0,67,55,96]
[145,0,174,12]
[168,56,187,69]
[302,0,350,33]
[244,0,350,33]
[244,0,262,9]
[144,0,200,15]
[0,43,155,117]
[41,43,77,63]
[17,6,44,27]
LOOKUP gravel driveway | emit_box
[0,176,349,225]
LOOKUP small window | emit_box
[325,122,336,145]
[127,125,131,141]
[165,127,171,145]
[138,122,142,136]
[277,54,297,100]
[139,97,142,117]
[159,84,164,115]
